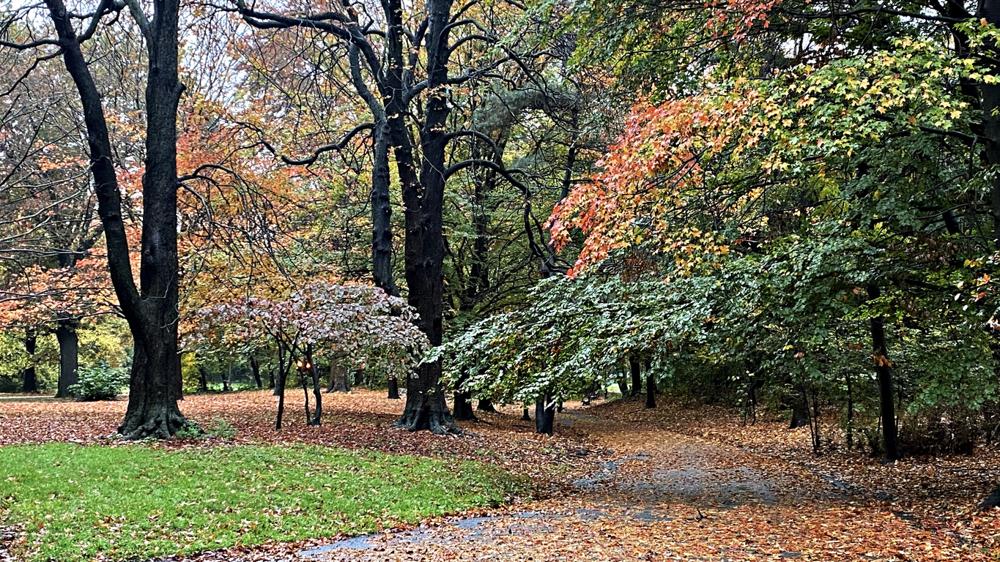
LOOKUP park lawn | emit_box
[0,442,524,562]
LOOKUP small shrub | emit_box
[68,363,128,401]
[173,424,204,439]
[205,417,236,439]
[899,409,979,455]
[174,418,235,440]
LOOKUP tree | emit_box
[231,0,556,432]
[3,0,191,437]
[189,280,429,428]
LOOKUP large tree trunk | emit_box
[477,398,497,413]
[980,0,1000,500]
[118,0,187,439]
[46,0,187,438]
[54,317,78,398]
[868,284,900,462]
[534,395,555,435]
[21,330,38,393]
[119,335,186,439]
[394,0,459,435]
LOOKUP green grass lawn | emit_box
[0,443,524,562]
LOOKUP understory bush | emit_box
[68,362,129,401]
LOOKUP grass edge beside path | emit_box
[0,442,526,562]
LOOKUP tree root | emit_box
[118,408,191,440]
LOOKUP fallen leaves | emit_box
[2,391,998,561]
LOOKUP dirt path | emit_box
[272,409,891,562]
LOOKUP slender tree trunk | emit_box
[54,318,78,398]
[21,330,38,393]
[275,343,288,429]
[197,366,209,393]
[299,362,311,425]
[868,284,900,462]
[521,407,531,421]
[370,123,396,296]
[845,371,855,450]
[387,376,400,399]
[222,367,232,392]
[307,345,322,425]
[249,355,262,389]
[629,356,642,397]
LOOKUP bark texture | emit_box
[45,0,189,438]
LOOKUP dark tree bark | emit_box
[477,398,497,413]
[521,407,531,421]
[534,395,555,435]
[370,122,396,296]
[979,0,1000,500]
[789,391,810,429]
[645,374,657,409]
[387,376,400,399]
[298,360,312,425]
[249,355,262,389]
[44,0,187,438]
[222,367,232,392]
[21,330,38,393]
[629,356,642,397]
[274,342,289,429]
[395,0,460,435]
[54,317,78,398]
[617,373,629,397]
[453,391,476,421]
[867,284,900,462]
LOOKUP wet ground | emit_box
[280,410,848,561]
